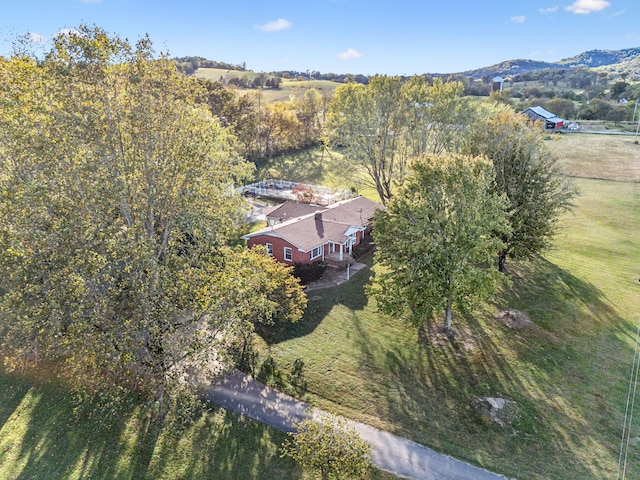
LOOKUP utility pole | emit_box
[633,100,640,145]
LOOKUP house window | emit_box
[311,245,323,260]
[265,243,273,256]
[284,247,292,262]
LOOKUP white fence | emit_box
[237,179,354,205]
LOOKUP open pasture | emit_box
[548,132,640,182]
[194,68,342,103]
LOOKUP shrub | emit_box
[293,261,327,285]
[281,415,373,480]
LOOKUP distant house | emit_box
[242,196,384,266]
[522,106,565,130]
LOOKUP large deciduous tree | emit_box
[370,154,509,332]
[325,76,481,205]
[0,26,306,407]
[325,76,408,205]
[463,109,576,273]
[201,83,324,164]
[403,77,482,157]
[199,77,261,159]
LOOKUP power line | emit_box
[617,318,640,480]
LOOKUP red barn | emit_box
[522,106,565,130]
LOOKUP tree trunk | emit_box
[375,181,388,206]
[444,295,452,332]
[498,249,508,274]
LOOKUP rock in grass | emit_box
[476,397,519,427]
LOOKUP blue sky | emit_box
[2,0,639,75]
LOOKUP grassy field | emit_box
[193,67,260,83]
[255,146,380,201]
[548,132,640,182]
[194,68,342,103]
[253,138,640,478]
[256,79,342,103]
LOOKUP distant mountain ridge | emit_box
[459,47,640,79]
[180,47,640,84]
[559,47,640,68]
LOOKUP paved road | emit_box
[202,371,510,480]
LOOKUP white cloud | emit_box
[27,32,46,44]
[337,48,362,61]
[511,15,526,23]
[256,18,292,33]
[539,6,559,13]
[565,0,611,14]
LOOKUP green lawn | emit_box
[256,176,640,479]
[250,137,640,479]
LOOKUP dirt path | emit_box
[202,371,509,480]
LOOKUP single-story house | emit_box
[242,196,384,266]
[522,106,564,130]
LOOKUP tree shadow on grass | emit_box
[260,258,373,345]
[346,256,637,479]
[4,379,137,480]
[495,257,634,343]
[146,407,302,480]
[0,370,31,428]
[0,371,303,480]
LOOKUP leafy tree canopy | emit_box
[325,76,481,205]
[370,154,509,332]
[463,108,576,272]
[0,26,306,409]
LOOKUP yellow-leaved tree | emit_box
[0,26,306,411]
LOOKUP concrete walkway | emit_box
[305,261,369,291]
[203,371,509,480]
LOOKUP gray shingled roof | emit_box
[243,196,384,251]
[265,201,323,223]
